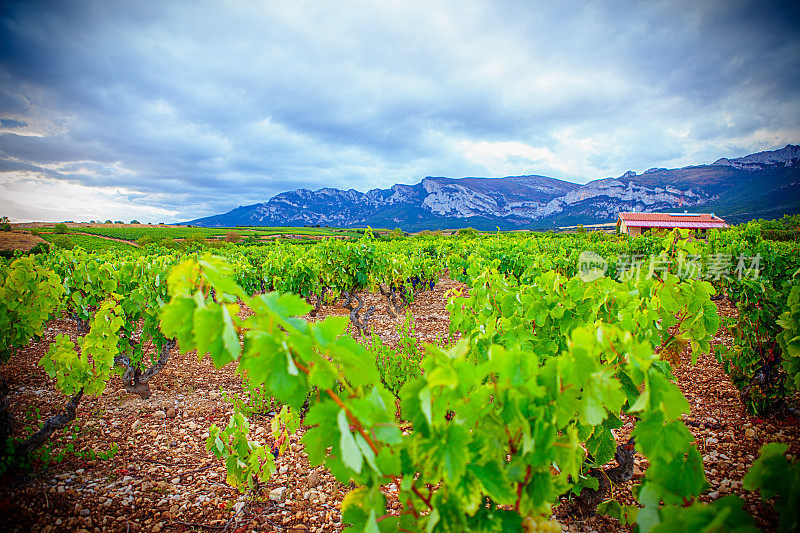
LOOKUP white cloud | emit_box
[0,172,179,222]
[456,140,561,176]
[0,0,798,221]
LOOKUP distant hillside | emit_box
[186,144,800,229]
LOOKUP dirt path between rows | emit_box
[1,280,798,532]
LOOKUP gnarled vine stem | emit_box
[114,339,176,399]
[16,389,84,457]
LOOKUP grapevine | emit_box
[0,227,798,530]
[160,235,718,532]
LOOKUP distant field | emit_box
[78,226,366,240]
[0,230,49,253]
[38,233,137,252]
[25,224,371,241]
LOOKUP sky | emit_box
[1,0,799,223]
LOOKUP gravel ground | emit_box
[1,278,798,532]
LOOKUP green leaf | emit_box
[648,370,691,421]
[334,336,379,387]
[524,470,559,510]
[637,483,662,533]
[743,442,788,499]
[313,315,349,346]
[194,303,226,367]
[597,499,622,519]
[255,291,313,321]
[308,359,338,389]
[469,461,515,503]
[426,508,440,533]
[579,368,626,426]
[633,411,693,463]
[220,304,241,362]
[419,387,433,425]
[302,401,339,464]
[375,447,400,477]
[651,496,758,533]
[364,510,380,533]
[355,433,379,473]
[647,446,707,503]
[199,256,245,301]
[439,424,471,482]
[338,409,363,474]
[427,366,459,389]
[586,425,617,466]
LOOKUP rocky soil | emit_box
[1,277,798,532]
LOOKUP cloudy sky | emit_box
[1,0,799,222]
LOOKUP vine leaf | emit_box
[338,409,363,474]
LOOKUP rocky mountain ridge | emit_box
[712,144,800,170]
[187,144,800,230]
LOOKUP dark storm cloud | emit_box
[1,0,799,221]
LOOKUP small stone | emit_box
[154,410,166,419]
[79,509,90,517]
[172,477,180,484]
[166,407,177,418]
[131,420,141,431]
[152,524,162,533]
[745,428,756,439]
[708,491,720,499]
[307,471,321,487]
[269,487,287,502]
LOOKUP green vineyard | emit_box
[1,224,799,532]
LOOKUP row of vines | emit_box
[1,224,799,531]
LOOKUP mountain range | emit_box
[186,144,800,230]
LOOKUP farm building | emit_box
[616,212,728,236]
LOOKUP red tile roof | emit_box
[617,212,728,229]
